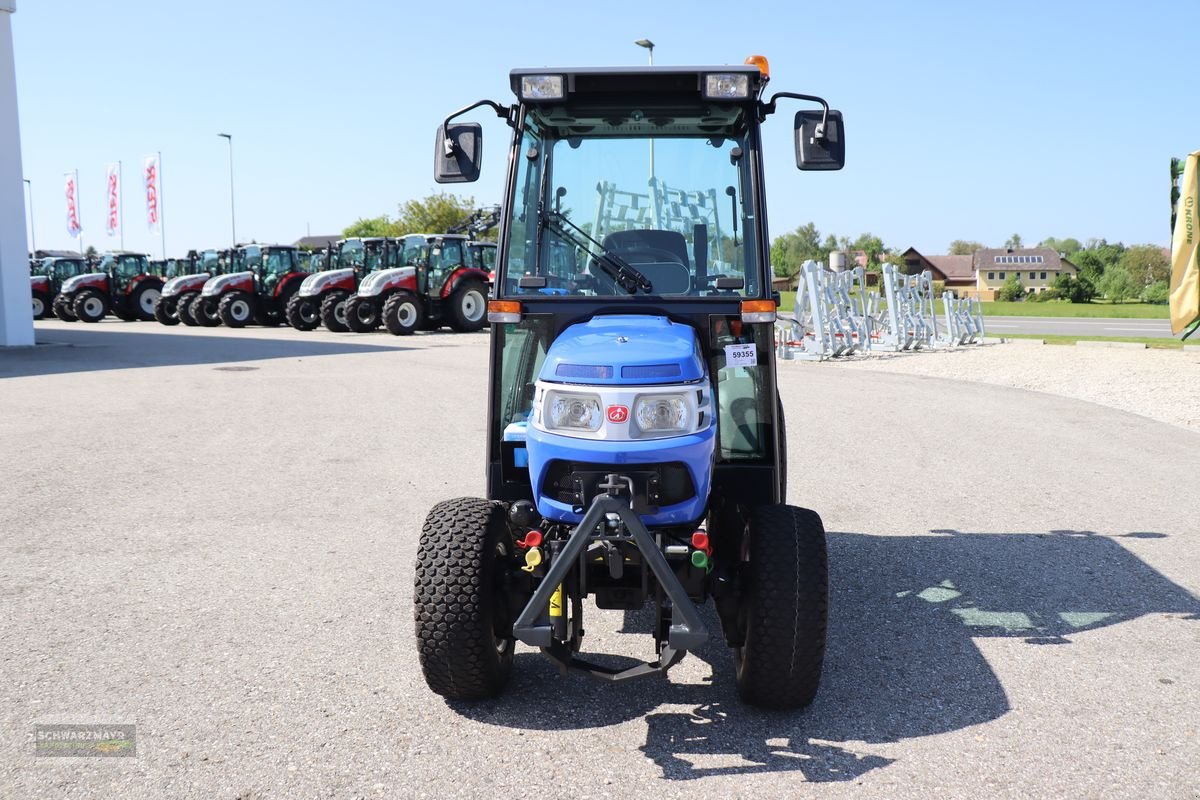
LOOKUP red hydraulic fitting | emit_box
[517,530,543,549]
[691,531,711,554]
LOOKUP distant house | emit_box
[293,234,340,250]
[897,247,975,294]
[973,247,1076,300]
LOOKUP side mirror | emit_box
[795,110,845,171]
[434,122,482,183]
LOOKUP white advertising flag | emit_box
[64,171,82,239]
[105,162,121,238]
[143,155,161,234]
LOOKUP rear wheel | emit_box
[73,289,108,323]
[733,504,828,709]
[383,292,423,336]
[218,291,256,328]
[154,296,180,325]
[414,497,515,700]
[53,294,78,322]
[191,295,221,327]
[130,283,161,321]
[320,290,350,333]
[177,292,199,326]
[344,296,380,332]
[447,281,487,333]
[32,292,51,320]
[254,307,283,327]
[285,294,320,331]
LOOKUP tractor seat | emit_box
[600,229,692,295]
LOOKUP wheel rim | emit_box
[355,303,374,323]
[83,297,104,317]
[231,299,251,321]
[334,301,348,325]
[139,288,161,314]
[301,303,317,324]
[397,301,416,327]
[32,298,44,317]
[461,289,485,323]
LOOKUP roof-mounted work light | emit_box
[520,75,565,101]
[703,73,750,100]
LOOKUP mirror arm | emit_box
[440,99,516,156]
[761,92,830,137]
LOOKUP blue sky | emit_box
[12,0,1194,257]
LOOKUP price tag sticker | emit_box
[724,343,757,367]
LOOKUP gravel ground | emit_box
[816,343,1200,432]
[2,322,1198,799]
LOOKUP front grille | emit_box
[541,460,695,513]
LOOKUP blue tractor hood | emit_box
[540,315,704,386]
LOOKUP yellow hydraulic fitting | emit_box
[521,547,543,573]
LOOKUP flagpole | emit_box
[118,160,124,250]
[75,169,84,256]
[158,151,166,259]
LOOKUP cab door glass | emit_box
[709,316,774,462]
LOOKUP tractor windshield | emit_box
[339,240,365,270]
[51,258,86,279]
[263,249,295,275]
[503,113,758,298]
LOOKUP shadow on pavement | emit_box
[0,323,408,378]
[450,529,1200,783]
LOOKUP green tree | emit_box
[342,215,396,238]
[394,193,479,237]
[998,273,1026,301]
[1039,236,1082,256]
[850,232,886,266]
[1098,264,1137,303]
[1053,272,1097,303]
[770,222,822,279]
[1004,233,1023,249]
[1118,244,1170,286]
[1141,280,1170,304]
[948,240,982,255]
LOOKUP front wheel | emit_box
[154,296,180,325]
[383,292,423,336]
[191,295,221,327]
[73,289,108,323]
[218,291,256,328]
[286,293,320,331]
[447,281,488,333]
[32,292,52,320]
[733,504,828,709]
[176,292,199,326]
[53,294,78,322]
[320,290,350,333]
[344,296,380,332]
[414,497,515,700]
[130,283,162,321]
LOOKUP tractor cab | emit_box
[467,240,497,273]
[415,58,844,706]
[31,254,88,319]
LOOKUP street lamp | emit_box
[22,177,34,253]
[634,39,656,208]
[218,133,236,247]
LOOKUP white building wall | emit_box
[0,3,34,347]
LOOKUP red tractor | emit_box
[286,237,399,332]
[30,251,89,320]
[348,233,491,336]
[191,244,309,328]
[54,251,164,323]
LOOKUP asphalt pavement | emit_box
[2,320,1198,799]
[977,316,1173,338]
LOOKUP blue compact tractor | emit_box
[414,57,845,708]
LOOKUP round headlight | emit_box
[634,395,689,433]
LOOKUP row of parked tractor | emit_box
[29,209,500,336]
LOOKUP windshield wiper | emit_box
[540,208,654,294]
